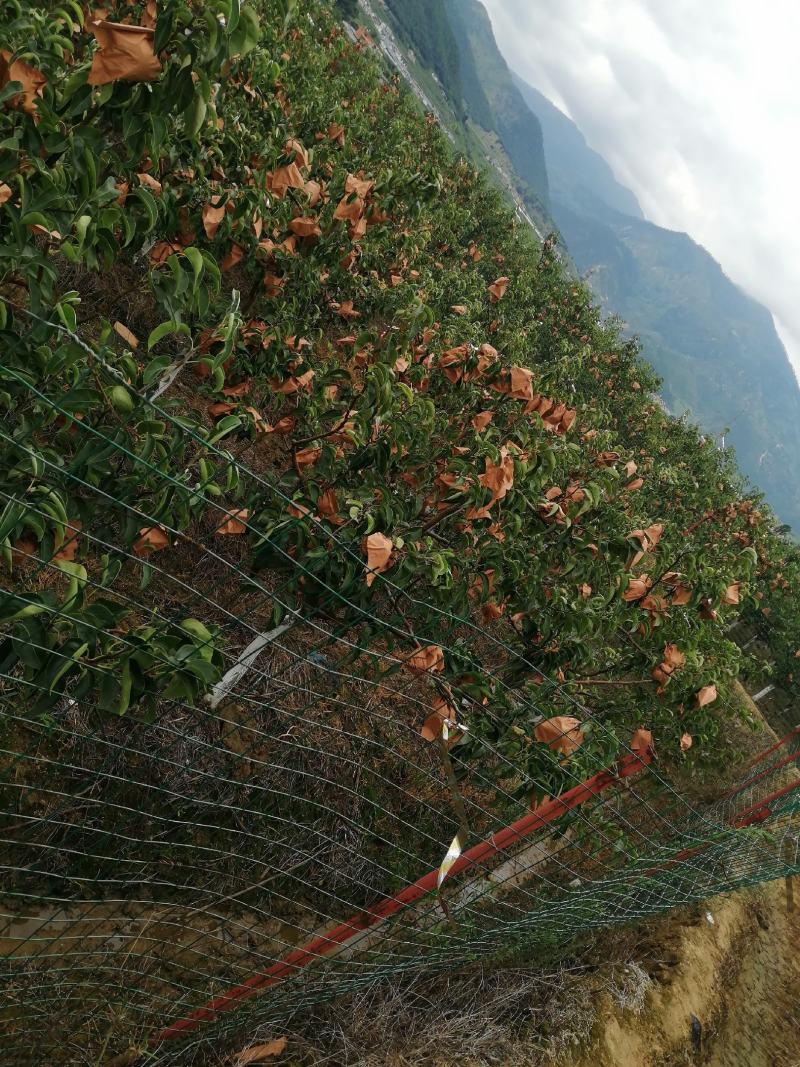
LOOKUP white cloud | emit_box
[482,0,800,383]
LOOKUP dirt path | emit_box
[567,878,800,1067]
[706,881,800,1067]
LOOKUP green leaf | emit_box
[179,617,215,661]
[208,414,243,443]
[183,95,207,139]
[75,214,92,246]
[0,500,25,542]
[147,319,190,351]
[0,597,48,623]
[227,0,241,35]
[229,5,260,55]
[117,658,133,716]
[63,0,85,26]
[131,186,159,232]
[202,250,221,291]
[46,641,89,693]
[154,4,174,51]
[56,300,78,334]
[21,211,51,227]
[182,245,204,290]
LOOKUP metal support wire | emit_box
[1,313,799,1065]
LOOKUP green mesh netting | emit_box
[1,337,798,1065]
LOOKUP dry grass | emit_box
[607,959,653,1014]
[275,959,602,1067]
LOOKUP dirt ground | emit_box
[564,878,800,1067]
[563,682,800,1067]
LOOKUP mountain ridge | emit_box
[442,0,550,213]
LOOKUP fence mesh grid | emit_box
[1,314,798,1065]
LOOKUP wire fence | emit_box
[1,307,799,1066]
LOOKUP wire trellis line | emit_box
[1,311,799,1067]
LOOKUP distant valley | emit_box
[361,0,800,532]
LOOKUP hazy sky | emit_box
[482,0,800,383]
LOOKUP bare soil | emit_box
[562,878,800,1067]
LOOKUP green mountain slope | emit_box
[444,0,549,213]
[557,201,800,525]
[359,0,555,238]
[383,0,464,114]
[369,0,551,223]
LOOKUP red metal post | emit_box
[152,750,651,1042]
